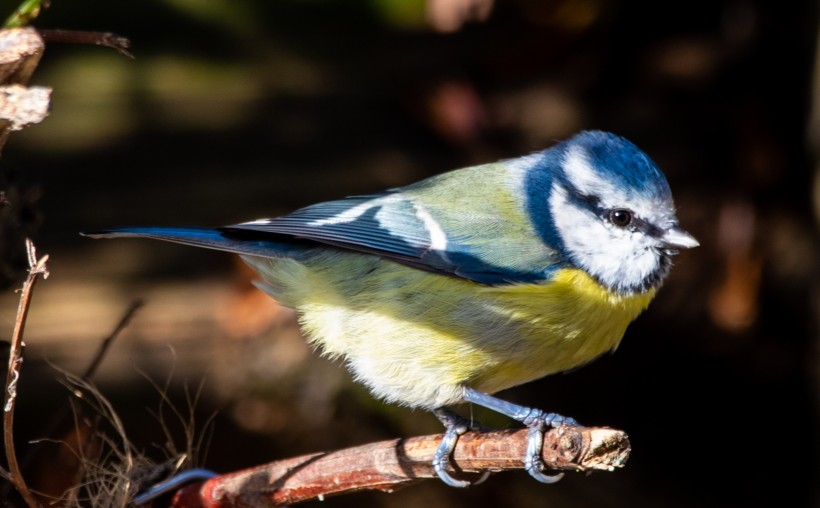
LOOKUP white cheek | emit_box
[606,234,659,287]
[549,183,607,263]
[549,183,659,291]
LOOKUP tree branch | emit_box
[169,425,629,507]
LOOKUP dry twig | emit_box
[4,300,145,505]
[38,29,133,59]
[169,425,629,507]
[3,239,48,507]
[82,300,143,381]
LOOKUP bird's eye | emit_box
[608,209,633,228]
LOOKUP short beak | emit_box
[661,226,699,249]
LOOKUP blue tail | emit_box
[82,227,304,258]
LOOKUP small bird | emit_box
[86,131,698,487]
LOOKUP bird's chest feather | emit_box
[248,253,655,407]
[468,268,656,393]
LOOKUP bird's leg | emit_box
[432,408,490,487]
[462,387,577,483]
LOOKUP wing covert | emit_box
[222,190,557,285]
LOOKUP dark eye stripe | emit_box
[567,184,665,238]
[631,217,665,237]
[580,194,600,206]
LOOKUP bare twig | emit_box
[81,300,143,381]
[37,29,134,59]
[65,370,137,504]
[138,363,216,473]
[3,239,48,508]
[0,300,145,504]
[53,372,154,507]
[170,425,630,507]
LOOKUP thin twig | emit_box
[170,425,630,507]
[81,369,135,502]
[37,29,134,59]
[6,300,145,502]
[81,300,143,381]
[3,238,48,508]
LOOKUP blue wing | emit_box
[222,192,461,273]
[221,190,555,285]
[88,191,558,286]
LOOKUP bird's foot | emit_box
[432,408,491,488]
[520,408,577,483]
[462,387,578,484]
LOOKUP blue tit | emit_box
[85,130,698,487]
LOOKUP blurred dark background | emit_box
[0,0,818,506]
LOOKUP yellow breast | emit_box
[245,253,656,409]
[470,268,655,395]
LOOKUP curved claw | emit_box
[524,426,564,484]
[460,387,579,484]
[528,468,565,484]
[471,470,491,485]
[433,408,492,487]
[433,426,472,488]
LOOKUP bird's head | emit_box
[528,131,698,295]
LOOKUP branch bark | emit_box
[170,425,629,507]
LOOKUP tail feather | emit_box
[82,227,303,258]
